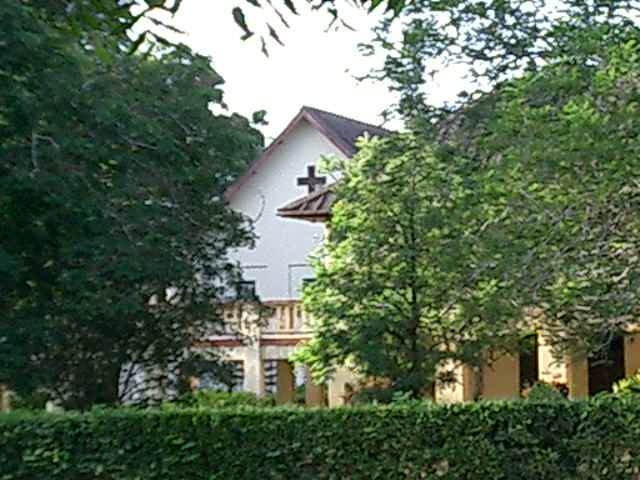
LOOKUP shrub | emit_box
[2,399,640,479]
[350,385,397,404]
[165,390,275,409]
[9,390,49,411]
[522,381,568,401]
[613,370,640,396]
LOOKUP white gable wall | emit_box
[228,119,344,300]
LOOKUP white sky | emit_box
[158,2,469,141]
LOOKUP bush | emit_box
[2,399,640,479]
[350,385,397,404]
[350,387,432,406]
[522,381,568,402]
[613,370,640,396]
[9,390,49,411]
[165,390,275,409]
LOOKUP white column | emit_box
[327,366,357,407]
[243,341,265,396]
[434,362,465,403]
[538,333,567,384]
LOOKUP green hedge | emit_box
[2,399,640,479]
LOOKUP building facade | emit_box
[200,106,640,407]
[197,106,390,404]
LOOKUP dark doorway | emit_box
[519,334,539,392]
[588,336,625,396]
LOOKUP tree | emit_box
[460,28,640,358]
[296,134,524,397]
[366,0,640,124]
[364,0,640,361]
[19,1,411,55]
[0,2,264,408]
[228,0,408,53]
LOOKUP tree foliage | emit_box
[229,0,408,53]
[0,2,264,408]
[296,135,524,396]
[367,0,640,123]
[298,21,640,383]
[365,0,640,360]
[13,1,411,55]
[463,28,640,357]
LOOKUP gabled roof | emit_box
[224,106,391,201]
[276,185,334,222]
[301,106,391,157]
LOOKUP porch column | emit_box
[566,354,588,399]
[243,342,265,396]
[462,365,482,401]
[0,385,11,412]
[275,360,295,404]
[434,362,465,403]
[538,333,567,384]
[624,334,640,377]
[327,366,357,407]
[482,353,520,400]
[304,368,326,406]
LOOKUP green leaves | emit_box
[368,0,640,125]
[232,6,254,40]
[301,134,524,395]
[0,2,264,408]
[468,31,640,357]
[3,400,640,478]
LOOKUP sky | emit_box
[155,2,469,141]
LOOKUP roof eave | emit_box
[276,209,330,222]
[224,107,357,202]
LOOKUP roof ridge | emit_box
[302,105,392,134]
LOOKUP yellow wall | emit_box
[625,334,640,377]
[0,385,10,412]
[566,355,588,398]
[275,360,295,404]
[482,354,520,400]
[305,380,325,406]
[462,365,480,401]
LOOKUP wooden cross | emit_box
[297,165,326,193]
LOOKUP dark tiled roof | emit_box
[274,107,392,222]
[302,106,392,156]
[277,185,335,222]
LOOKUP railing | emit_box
[262,300,311,333]
[222,300,312,336]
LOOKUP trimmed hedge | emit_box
[165,390,276,409]
[1,399,640,479]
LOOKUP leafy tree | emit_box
[16,1,411,54]
[296,134,524,397]
[229,0,408,53]
[461,28,640,358]
[366,0,640,360]
[367,0,640,124]
[0,2,263,409]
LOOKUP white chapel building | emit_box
[199,106,390,405]
[225,106,389,300]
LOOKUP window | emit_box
[235,280,256,300]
